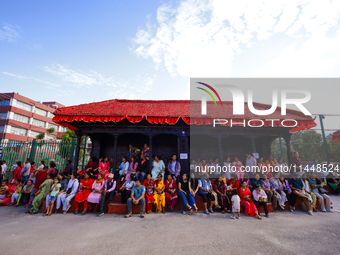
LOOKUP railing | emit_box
[0,139,88,180]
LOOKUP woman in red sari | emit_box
[142,174,154,213]
[238,180,261,219]
[74,172,94,214]
[165,174,178,210]
[1,181,17,206]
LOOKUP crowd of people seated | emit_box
[0,147,338,220]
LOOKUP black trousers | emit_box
[284,190,297,207]
[121,190,131,204]
[22,193,31,203]
[199,192,215,203]
[253,200,268,215]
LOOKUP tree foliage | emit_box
[46,127,55,134]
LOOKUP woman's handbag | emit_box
[34,190,41,196]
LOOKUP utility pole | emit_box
[319,115,330,167]
[279,138,284,159]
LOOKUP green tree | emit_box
[62,129,77,141]
[36,133,45,140]
[291,130,325,162]
[46,127,55,134]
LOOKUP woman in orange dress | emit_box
[74,172,94,214]
[238,180,261,219]
[142,174,154,213]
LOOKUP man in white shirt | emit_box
[1,160,7,176]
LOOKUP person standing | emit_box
[232,157,244,180]
[98,173,116,217]
[230,189,241,219]
[245,153,257,178]
[167,154,181,178]
[21,159,31,182]
[66,160,74,175]
[151,155,165,180]
[136,154,148,180]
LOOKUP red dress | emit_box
[13,166,22,181]
[165,179,178,207]
[75,178,94,203]
[2,185,17,205]
[238,187,258,217]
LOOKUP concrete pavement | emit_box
[1,195,340,255]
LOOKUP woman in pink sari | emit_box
[232,156,244,180]
[87,173,105,213]
[165,174,178,210]
[126,157,138,181]
[98,157,110,180]
[238,180,261,219]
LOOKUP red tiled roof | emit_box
[331,130,340,141]
[52,99,316,132]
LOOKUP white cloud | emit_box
[132,0,340,77]
[0,24,20,42]
[3,62,154,100]
[2,71,60,88]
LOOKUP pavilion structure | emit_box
[52,99,317,175]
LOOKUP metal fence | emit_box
[0,139,88,180]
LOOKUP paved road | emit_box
[1,195,340,255]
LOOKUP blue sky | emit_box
[1,0,340,132]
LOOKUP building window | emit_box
[34,108,47,117]
[0,100,10,106]
[32,119,45,128]
[10,126,27,136]
[47,112,55,118]
[16,101,32,112]
[48,124,58,130]
[28,130,40,138]
[0,126,4,133]
[45,134,56,140]
[13,113,30,124]
[0,113,7,119]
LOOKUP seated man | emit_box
[289,174,313,216]
[98,173,116,217]
[125,179,145,218]
[198,173,215,215]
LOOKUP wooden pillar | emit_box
[74,131,82,174]
[177,136,180,158]
[149,134,153,173]
[113,134,118,170]
[218,134,223,165]
[251,136,257,153]
[284,134,293,166]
